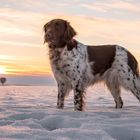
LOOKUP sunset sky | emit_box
[0,0,140,84]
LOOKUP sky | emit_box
[0,0,140,85]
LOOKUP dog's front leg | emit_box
[57,82,69,109]
[73,82,85,111]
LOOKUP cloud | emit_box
[0,40,41,48]
[0,8,44,49]
[1,6,140,50]
[0,7,43,32]
[81,0,140,13]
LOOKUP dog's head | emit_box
[43,19,76,48]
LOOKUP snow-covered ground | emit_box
[0,84,140,140]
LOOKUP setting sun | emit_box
[0,66,7,75]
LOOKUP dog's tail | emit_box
[125,50,140,101]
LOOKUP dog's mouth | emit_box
[44,35,56,44]
[45,35,66,48]
[44,29,67,48]
[47,39,59,46]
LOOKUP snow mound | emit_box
[0,85,140,140]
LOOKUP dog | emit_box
[44,19,140,111]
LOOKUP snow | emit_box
[0,84,140,140]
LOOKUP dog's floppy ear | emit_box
[43,22,49,44]
[43,22,49,32]
[64,21,76,42]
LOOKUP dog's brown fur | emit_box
[44,19,76,49]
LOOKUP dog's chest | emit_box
[50,44,88,81]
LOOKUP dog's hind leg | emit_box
[106,75,123,108]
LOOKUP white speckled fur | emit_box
[49,42,140,111]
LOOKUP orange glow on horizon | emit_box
[0,53,52,76]
[0,63,52,76]
[5,67,52,76]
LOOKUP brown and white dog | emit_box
[44,19,140,111]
